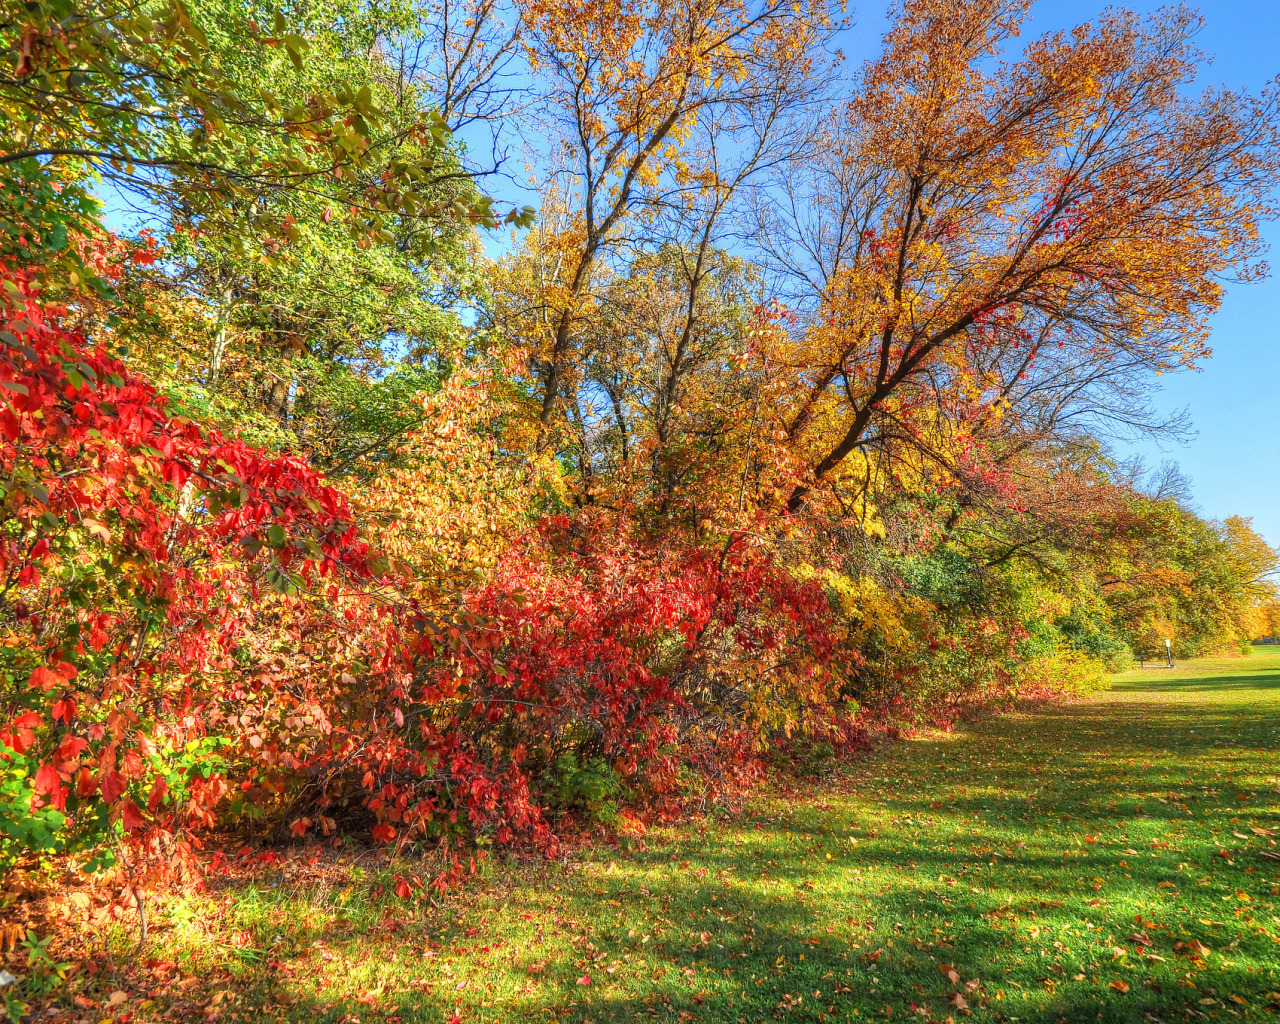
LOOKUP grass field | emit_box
[84,650,1280,1024]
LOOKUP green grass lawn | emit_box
[90,651,1280,1024]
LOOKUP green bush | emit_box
[540,753,628,825]
[1018,619,1063,661]
[1057,613,1135,672]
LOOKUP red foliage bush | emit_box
[0,269,844,882]
[288,514,838,860]
[0,266,384,877]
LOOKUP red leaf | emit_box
[122,748,144,779]
[100,769,126,804]
[28,666,61,692]
[120,800,145,831]
[33,763,63,803]
[147,777,169,811]
[0,711,41,753]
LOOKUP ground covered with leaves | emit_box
[14,651,1280,1024]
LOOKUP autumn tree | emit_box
[507,0,831,456]
[380,0,527,141]
[83,0,538,475]
[749,0,1279,518]
[577,245,765,501]
[1,0,502,278]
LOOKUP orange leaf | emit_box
[147,776,168,811]
[28,666,61,692]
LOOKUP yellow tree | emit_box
[512,0,830,454]
[1217,515,1279,643]
[750,0,1280,517]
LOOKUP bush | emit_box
[0,267,384,877]
[1018,620,1063,662]
[1057,614,1135,673]
[1017,652,1112,695]
[541,753,628,825]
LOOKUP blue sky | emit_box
[834,1,1280,546]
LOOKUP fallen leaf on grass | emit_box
[1108,980,1129,993]
[940,964,960,984]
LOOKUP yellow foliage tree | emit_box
[749,0,1280,518]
